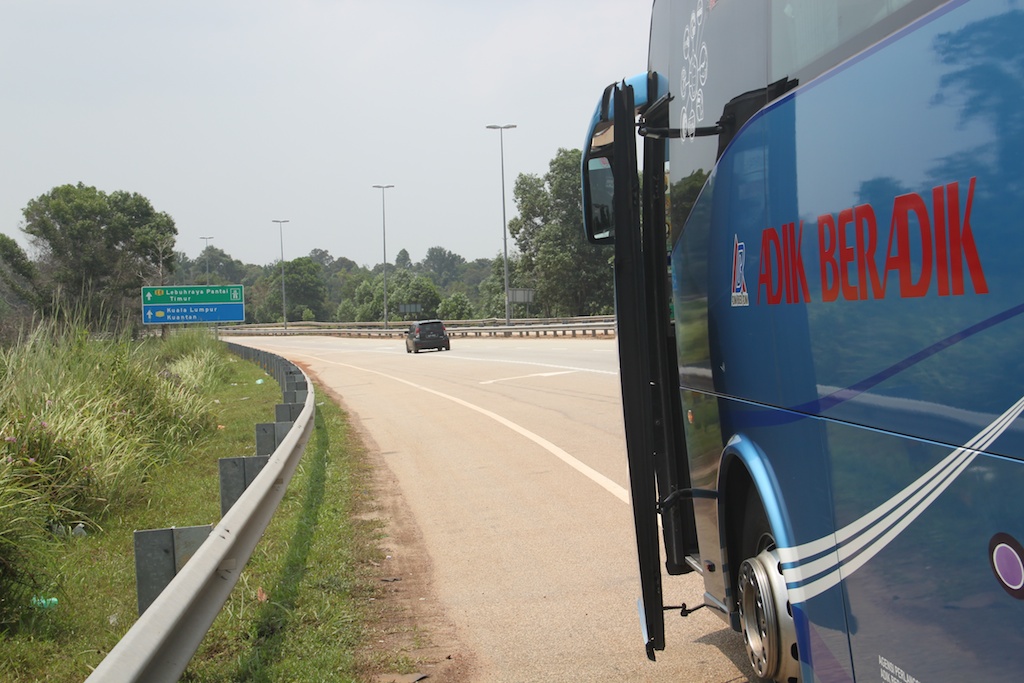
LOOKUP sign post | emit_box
[142,286,245,325]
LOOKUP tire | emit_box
[737,487,801,683]
[741,488,774,559]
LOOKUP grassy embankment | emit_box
[0,324,411,682]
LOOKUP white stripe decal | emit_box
[780,395,1024,603]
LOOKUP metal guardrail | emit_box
[218,314,614,330]
[217,318,617,339]
[85,344,315,683]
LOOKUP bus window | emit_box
[770,0,942,82]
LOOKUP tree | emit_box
[308,248,335,270]
[196,245,219,284]
[508,148,613,316]
[477,252,524,318]
[352,279,379,322]
[420,246,466,288]
[170,251,194,285]
[0,234,42,311]
[507,173,549,272]
[187,246,249,286]
[326,264,369,322]
[214,250,250,286]
[394,248,412,270]
[9,183,178,326]
[459,257,492,311]
[284,257,328,321]
[245,273,273,323]
[262,257,328,322]
[400,275,442,319]
[438,291,473,320]
[335,299,357,321]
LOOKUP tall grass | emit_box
[0,323,222,627]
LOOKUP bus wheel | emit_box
[737,500,800,682]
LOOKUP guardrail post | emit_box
[276,402,303,423]
[282,371,308,404]
[134,525,212,615]
[255,423,276,455]
[218,455,271,517]
[282,388,308,404]
[254,422,291,455]
[256,406,301,454]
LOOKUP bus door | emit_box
[582,73,700,659]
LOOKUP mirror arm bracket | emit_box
[639,124,721,140]
[657,487,718,513]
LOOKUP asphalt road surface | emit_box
[231,335,754,683]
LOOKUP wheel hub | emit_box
[738,548,800,682]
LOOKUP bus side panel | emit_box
[775,2,1024,680]
[716,401,854,680]
[762,0,1024,457]
[673,110,857,676]
[753,1,1024,681]
[678,1,1024,680]
[826,418,1024,682]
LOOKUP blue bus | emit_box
[582,2,1024,681]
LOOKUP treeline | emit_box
[0,148,613,334]
[173,245,499,324]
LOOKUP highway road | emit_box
[231,335,753,682]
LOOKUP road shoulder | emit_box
[311,371,477,682]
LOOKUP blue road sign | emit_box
[142,303,245,325]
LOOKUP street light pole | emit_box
[372,184,394,329]
[486,124,516,325]
[200,236,213,284]
[272,220,289,329]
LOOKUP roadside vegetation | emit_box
[0,322,215,628]
[0,149,613,334]
[0,324,407,682]
[182,384,392,682]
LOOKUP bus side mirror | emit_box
[582,79,619,245]
[582,143,616,244]
[582,73,652,244]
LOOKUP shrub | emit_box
[0,323,224,626]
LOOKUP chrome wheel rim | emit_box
[739,554,778,678]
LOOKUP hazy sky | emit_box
[1,1,650,270]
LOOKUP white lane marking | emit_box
[480,370,577,385]
[239,342,618,378]
[433,353,619,376]
[282,350,630,504]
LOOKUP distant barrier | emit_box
[216,316,617,339]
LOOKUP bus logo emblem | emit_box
[731,235,749,307]
[990,533,1024,599]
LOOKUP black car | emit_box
[405,319,450,353]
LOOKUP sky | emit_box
[0,1,651,271]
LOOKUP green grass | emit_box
[0,330,269,680]
[0,330,410,682]
[181,388,384,682]
[0,324,218,628]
